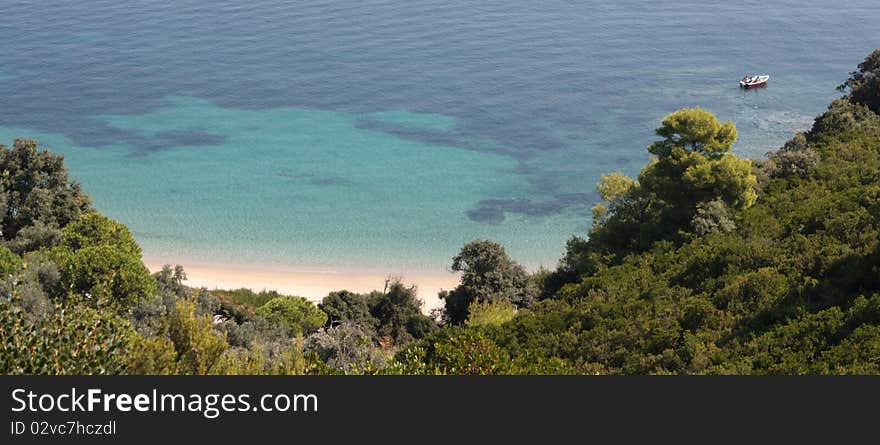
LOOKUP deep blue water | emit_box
[0,0,877,272]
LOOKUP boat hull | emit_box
[740,80,767,88]
[739,74,770,88]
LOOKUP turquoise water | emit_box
[1,0,878,271]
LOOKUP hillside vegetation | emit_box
[2,49,879,375]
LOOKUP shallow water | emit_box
[0,0,877,272]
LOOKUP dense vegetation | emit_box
[2,49,879,374]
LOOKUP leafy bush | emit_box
[129,301,228,375]
[214,288,282,308]
[387,328,511,375]
[466,299,517,327]
[305,322,388,374]
[369,280,436,344]
[50,245,156,309]
[0,245,22,278]
[62,212,142,256]
[319,290,378,329]
[0,299,134,374]
[255,296,327,336]
[691,199,736,235]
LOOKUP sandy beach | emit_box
[143,258,460,310]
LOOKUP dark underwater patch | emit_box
[126,129,226,156]
[140,129,226,150]
[307,176,351,186]
[466,192,596,224]
[277,170,352,187]
[354,116,564,160]
[354,117,474,149]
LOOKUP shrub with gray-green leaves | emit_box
[769,133,819,178]
[691,199,736,235]
[305,322,388,374]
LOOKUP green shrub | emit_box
[0,299,134,374]
[388,328,511,375]
[50,245,156,309]
[466,299,517,327]
[256,296,327,336]
[62,212,142,256]
[0,245,22,278]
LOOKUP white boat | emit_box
[740,74,770,88]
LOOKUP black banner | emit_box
[1,376,876,444]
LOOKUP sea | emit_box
[0,0,877,275]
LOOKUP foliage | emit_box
[320,290,378,329]
[768,133,820,178]
[255,296,328,336]
[215,315,288,348]
[6,49,880,376]
[369,279,436,344]
[0,139,91,252]
[557,107,758,291]
[387,328,511,375]
[640,107,755,229]
[441,240,537,324]
[128,335,178,375]
[212,288,282,309]
[498,52,880,374]
[8,251,61,320]
[0,245,22,278]
[691,198,736,235]
[838,48,880,113]
[212,339,329,375]
[130,267,188,336]
[0,298,134,374]
[305,322,388,374]
[49,245,156,310]
[466,299,518,327]
[592,172,638,223]
[130,300,228,375]
[5,220,63,255]
[62,212,142,256]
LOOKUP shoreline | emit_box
[142,257,460,310]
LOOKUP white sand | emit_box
[143,257,459,310]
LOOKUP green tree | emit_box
[50,245,156,309]
[441,240,537,324]
[648,107,738,158]
[838,48,880,113]
[62,212,142,256]
[39,211,155,310]
[256,296,328,336]
[641,107,755,211]
[369,279,436,344]
[128,336,178,375]
[592,172,639,223]
[0,139,91,253]
[319,290,377,329]
[575,108,757,264]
